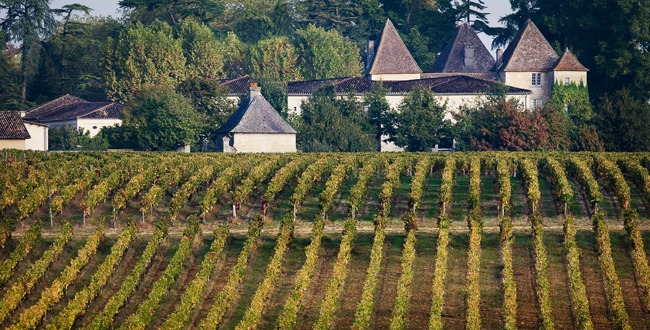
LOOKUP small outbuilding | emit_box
[0,111,48,151]
[217,83,297,153]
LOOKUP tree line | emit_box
[1,0,649,152]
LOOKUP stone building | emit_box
[217,84,297,153]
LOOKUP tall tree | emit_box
[294,25,362,80]
[221,0,292,44]
[51,3,92,95]
[364,83,391,151]
[176,18,225,80]
[247,36,301,83]
[104,85,202,151]
[0,45,28,110]
[104,20,186,102]
[119,0,225,26]
[0,0,57,99]
[447,0,489,32]
[297,85,375,152]
[294,0,361,37]
[596,89,650,152]
[388,85,452,151]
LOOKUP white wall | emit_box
[23,122,48,151]
[552,71,587,86]
[501,71,550,107]
[47,119,122,137]
[370,73,421,81]
[0,140,27,150]
[230,133,297,153]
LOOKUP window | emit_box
[531,73,542,86]
[92,126,98,129]
[532,99,543,108]
[564,77,571,84]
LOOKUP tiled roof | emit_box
[0,111,30,140]
[23,96,123,123]
[367,19,422,75]
[217,76,253,95]
[498,20,559,72]
[288,75,530,95]
[430,24,495,73]
[553,49,588,71]
[217,90,297,134]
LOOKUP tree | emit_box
[221,0,292,44]
[0,37,29,110]
[247,36,301,83]
[31,16,121,101]
[49,126,107,150]
[176,18,225,80]
[448,0,489,32]
[453,95,549,151]
[364,83,391,151]
[0,0,57,99]
[298,85,375,152]
[52,3,92,95]
[294,25,362,80]
[220,32,248,77]
[106,85,203,151]
[176,78,238,150]
[119,0,225,26]
[596,89,650,152]
[294,0,361,37]
[388,85,452,151]
[104,20,186,102]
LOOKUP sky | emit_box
[49,0,513,53]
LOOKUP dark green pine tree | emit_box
[0,0,57,99]
[454,0,489,32]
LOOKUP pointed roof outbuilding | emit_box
[498,20,559,72]
[430,24,495,73]
[217,85,296,135]
[553,48,588,71]
[367,19,422,75]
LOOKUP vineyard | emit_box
[1,151,650,329]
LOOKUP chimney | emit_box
[496,48,503,65]
[250,82,261,97]
[366,40,375,70]
[464,46,475,67]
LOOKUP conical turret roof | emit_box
[430,24,495,73]
[367,19,422,75]
[498,20,558,72]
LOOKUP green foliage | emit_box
[248,36,301,84]
[221,0,293,43]
[49,126,108,151]
[105,85,202,151]
[119,0,225,26]
[298,86,375,152]
[596,89,650,152]
[0,52,29,110]
[104,21,186,102]
[295,25,362,80]
[389,86,452,151]
[365,83,391,151]
[176,18,225,80]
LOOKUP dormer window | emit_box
[531,73,542,86]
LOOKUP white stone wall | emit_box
[0,140,27,150]
[232,133,297,153]
[24,122,48,151]
[501,71,551,107]
[369,73,421,81]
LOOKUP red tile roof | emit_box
[553,49,588,71]
[498,20,559,72]
[23,95,123,123]
[367,19,422,75]
[0,111,30,140]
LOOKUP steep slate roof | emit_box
[217,91,297,134]
[498,20,559,72]
[24,96,123,123]
[553,49,588,71]
[217,76,253,95]
[367,19,422,75]
[0,111,30,140]
[288,76,530,95]
[430,24,495,73]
